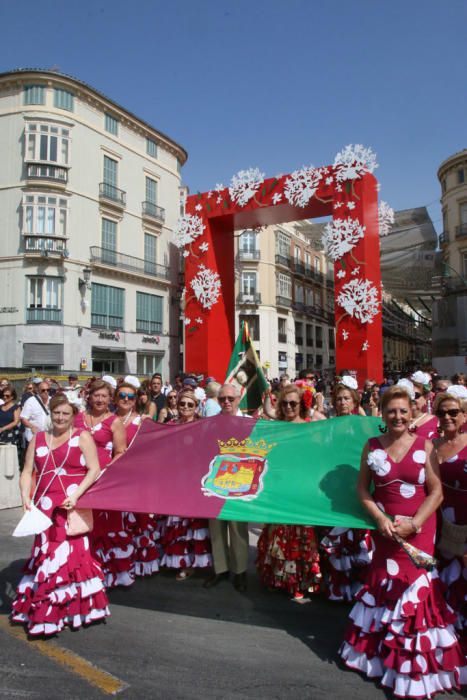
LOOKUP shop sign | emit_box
[142,335,160,344]
[98,331,120,341]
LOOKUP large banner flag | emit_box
[224,321,269,413]
[80,415,380,529]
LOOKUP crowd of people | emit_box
[1,366,466,698]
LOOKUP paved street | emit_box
[0,507,463,700]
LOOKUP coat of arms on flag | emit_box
[201,437,274,500]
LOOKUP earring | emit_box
[437,426,443,435]
[408,425,418,435]
[378,424,388,434]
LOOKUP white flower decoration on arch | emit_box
[378,200,395,236]
[337,278,380,324]
[228,168,265,207]
[284,166,323,208]
[334,144,378,182]
[322,218,366,262]
[190,264,222,311]
[173,214,206,248]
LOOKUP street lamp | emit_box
[78,266,92,292]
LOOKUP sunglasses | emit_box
[282,400,299,408]
[219,396,235,403]
[179,401,195,408]
[118,392,136,400]
[436,408,461,418]
[414,392,423,400]
[2,394,12,399]
[168,395,177,400]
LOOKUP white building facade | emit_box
[0,69,186,376]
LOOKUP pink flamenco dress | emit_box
[340,436,466,698]
[11,430,109,635]
[124,416,163,578]
[436,444,467,657]
[74,413,135,588]
[256,524,322,596]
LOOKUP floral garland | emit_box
[284,166,322,208]
[322,218,366,261]
[229,167,265,207]
[336,278,380,324]
[378,200,395,236]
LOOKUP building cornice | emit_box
[0,68,188,165]
[437,149,467,180]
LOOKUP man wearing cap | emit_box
[204,384,249,592]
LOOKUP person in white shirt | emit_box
[20,382,51,442]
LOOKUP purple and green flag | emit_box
[80,415,379,529]
[224,320,269,413]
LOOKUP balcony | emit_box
[142,201,165,223]
[238,249,260,261]
[237,292,261,305]
[99,182,126,208]
[90,246,170,280]
[27,308,62,324]
[26,164,67,185]
[278,333,287,343]
[326,277,334,289]
[276,295,292,308]
[23,235,68,257]
[439,232,449,245]
[455,223,467,239]
[292,301,305,313]
[293,262,305,276]
[275,254,291,268]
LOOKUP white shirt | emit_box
[20,395,50,441]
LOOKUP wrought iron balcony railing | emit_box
[99,182,126,207]
[23,235,68,255]
[238,249,261,261]
[142,201,165,222]
[90,246,170,280]
[276,295,292,308]
[237,292,262,304]
[275,254,291,267]
[26,308,62,324]
[293,262,305,276]
[27,164,67,183]
[278,333,287,343]
[455,223,467,238]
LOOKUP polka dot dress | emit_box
[10,430,110,636]
[340,435,466,697]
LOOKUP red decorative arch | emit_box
[180,156,383,386]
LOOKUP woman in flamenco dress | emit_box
[158,389,212,580]
[433,387,467,658]
[116,381,163,579]
[256,384,322,599]
[11,393,109,636]
[320,376,375,602]
[340,384,466,697]
[408,372,439,439]
[74,379,132,588]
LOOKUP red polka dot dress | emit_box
[11,430,109,636]
[340,435,466,697]
[75,412,135,588]
[436,444,467,657]
[124,416,163,578]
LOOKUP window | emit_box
[316,326,323,348]
[306,324,314,346]
[316,354,323,367]
[101,218,117,263]
[460,202,467,225]
[328,327,335,350]
[463,252,467,279]
[239,314,260,341]
[176,159,182,174]
[305,287,313,306]
[306,353,314,367]
[146,138,157,158]
[136,292,163,334]
[276,231,291,256]
[295,283,304,303]
[314,256,321,273]
[105,113,119,135]
[91,283,124,330]
[295,321,303,344]
[305,252,311,268]
[278,317,287,343]
[137,353,162,375]
[27,277,63,323]
[144,233,157,274]
[145,176,158,203]
[103,155,118,187]
[240,230,257,254]
[53,88,74,111]
[457,169,465,185]
[24,85,45,105]
[241,271,257,296]
[25,123,70,165]
[294,247,301,262]
[277,273,292,298]
[23,195,68,236]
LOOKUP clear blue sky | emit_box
[2,0,466,231]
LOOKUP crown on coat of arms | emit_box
[217,437,275,457]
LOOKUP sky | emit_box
[2,0,466,232]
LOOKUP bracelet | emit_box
[411,518,421,534]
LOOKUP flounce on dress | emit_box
[436,444,467,656]
[75,412,135,588]
[340,436,466,698]
[124,416,163,577]
[256,524,322,596]
[11,430,109,635]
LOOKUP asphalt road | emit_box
[0,508,464,700]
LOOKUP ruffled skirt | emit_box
[158,516,211,569]
[92,510,135,588]
[320,527,374,601]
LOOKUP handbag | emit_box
[66,507,94,536]
[438,515,467,557]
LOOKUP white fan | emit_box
[12,504,53,537]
